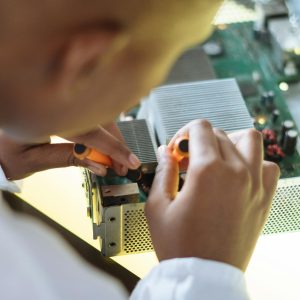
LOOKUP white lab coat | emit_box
[0,167,250,299]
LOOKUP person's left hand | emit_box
[0,123,140,180]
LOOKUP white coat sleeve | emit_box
[131,257,250,300]
[0,166,22,193]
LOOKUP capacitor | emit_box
[280,120,294,145]
[266,91,275,112]
[272,109,280,123]
[267,91,275,101]
[253,105,261,114]
[283,129,298,155]
[252,71,261,83]
[261,91,275,111]
[261,92,269,106]
[202,41,223,57]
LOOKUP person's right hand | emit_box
[146,120,280,272]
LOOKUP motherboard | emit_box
[205,21,300,178]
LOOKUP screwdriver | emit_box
[171,135,189,162]
[73,144,113,167]
[73,143,142,180]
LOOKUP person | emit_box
[0,0,279,299]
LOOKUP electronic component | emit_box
[266,144,285,162]
[163,47,216,85]
[202,40,224,57]
[266,91,275,112]
[144,79,253,144]
[255,115,267,127]
[280,120,295,144]
[262,129,277,145]
[254,0,288,37]
[287,0,300,30]
[238,80,259,97]
[100,183,139,207]
[261,91,269,105]
[272,109,280,123]
[261,91,275,111]
[268,18,300,71]
[283,129,298,155]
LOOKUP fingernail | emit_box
[129,153,141,169]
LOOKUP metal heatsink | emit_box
[143,78,254,144]
[117,119,157,173]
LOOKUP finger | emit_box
[169,120,221,165]
[213,129,244,163]
[227,130,246,145]
[86,162,108,177]
[71,154,108,177]
[262,161,280,200]
[233,129,264,183]
[70,126,140,170]
[68,149,108,176]
[111,161,128,176]
[146,146,179,216]
[168,120,199,148]
[188,120,221,166]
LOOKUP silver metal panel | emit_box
[144,79,254,144]
[99,176,300,256]
[117,119,157,172]
[100,203,153,256]
[264,176,300,234]
[122,203,153,254]
[101,205,122,256]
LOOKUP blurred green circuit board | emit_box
[207,22,300,179]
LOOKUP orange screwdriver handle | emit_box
[171,135,189,162]
[73,144,113,167]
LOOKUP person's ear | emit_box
[54,29,129,89]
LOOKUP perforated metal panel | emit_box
[263,177,300,234]
[97,176,300,256]
[123,207,153,254]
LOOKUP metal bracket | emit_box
[92,222,105,239]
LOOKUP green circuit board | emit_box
[207,22,300,179]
